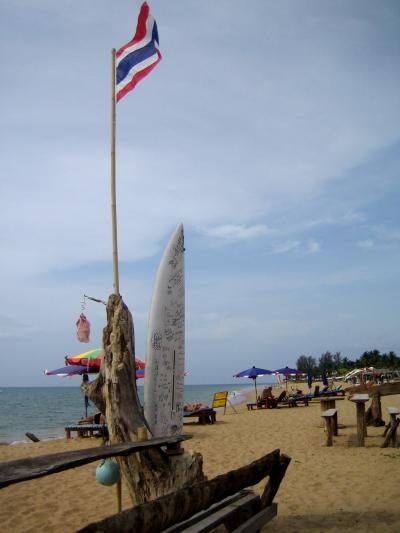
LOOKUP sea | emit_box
[0,384,260,444]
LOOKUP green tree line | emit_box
[296,350,400,377]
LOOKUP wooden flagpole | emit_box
[110,48,119,295]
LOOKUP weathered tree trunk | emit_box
[81,294,204,504]
[365,392,385,427]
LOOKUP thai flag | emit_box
[116,2,161,102]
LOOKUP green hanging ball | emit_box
[96,459,120,486]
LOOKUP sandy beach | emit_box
[1,384,399,532]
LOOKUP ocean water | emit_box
[0,384,257,444]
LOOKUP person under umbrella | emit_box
[233,366,272,401]
[273,366,303,391]
[322,372,329,390]
[307,372,313,391]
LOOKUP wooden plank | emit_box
[350,394,369,402]
[231,503,278,533]
[175,492,259,533]
[162,492,254,533]
[345,382,400,397]
[321,409,337,417]
[0,435,191,489]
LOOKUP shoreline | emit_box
[0,384,259,445]
[1,382,399,531]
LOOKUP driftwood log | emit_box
[365,391,385,427]
[78,449,291,533]
[81,294,204,504]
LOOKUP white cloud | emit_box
[271,241,301,254]
[306,240,321,253]
[205,224,271,242]
[187,313,314,342]
[357,239,374,249]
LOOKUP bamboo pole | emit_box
[110,48,119,295]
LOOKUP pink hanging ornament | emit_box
[76,313,90,343]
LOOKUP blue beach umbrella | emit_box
[273,366,303,390]
[273,366,302,375]
[307,373,313,390]
[234,366,272,400]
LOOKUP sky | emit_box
[0,0,399,386]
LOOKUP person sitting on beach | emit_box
[79,412,106,425]
[257,386,282,408]
[183,403,208,412]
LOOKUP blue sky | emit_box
[1,0,399,386]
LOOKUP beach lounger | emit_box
[319,386,345,396]
[183,408,216,424]
[64,424,108,439]
[287,393,310,407]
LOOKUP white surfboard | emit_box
[144,223,185,437]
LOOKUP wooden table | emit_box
[350,394,369,446]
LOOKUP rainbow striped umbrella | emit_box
[66,348,103,369]
[65,348,145,371]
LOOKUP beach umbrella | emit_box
[273,366,303,391]
[273,366,302,375]
[65,348,145,371]
[65,348,103,369]
[322,373,329,387]
[45,365,97,376]
[233,366,272,400]
[45,364,145,379]
[307,373,313,390]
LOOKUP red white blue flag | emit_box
[115,2,161,102]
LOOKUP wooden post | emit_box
[326,418,333,446]
[332,410,338,436]
[350,394,369,447]
[365,391,385,427]
[110,48,119,295]
[356,403,366,445]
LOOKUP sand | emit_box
[1,384,400,532]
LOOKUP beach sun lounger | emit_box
[64,424,108,439]
[183,408,216,424]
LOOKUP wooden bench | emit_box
[65,424,108,439]
[381,407,400,448]
[321,409,338,447]
[162,491,277,533]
